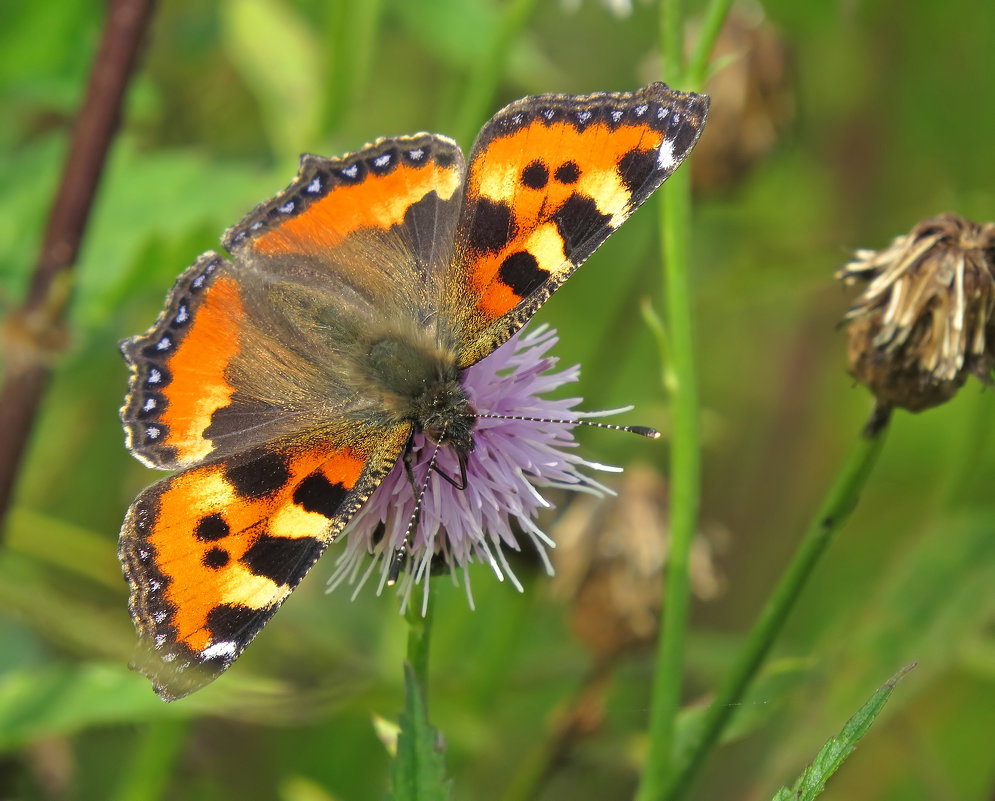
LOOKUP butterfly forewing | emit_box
[445,82,708,366]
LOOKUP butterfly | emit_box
[118,82,708,700]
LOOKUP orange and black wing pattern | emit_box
[120,434,407,700]
[444,82,708,365]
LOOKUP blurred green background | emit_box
[2,0,994,799]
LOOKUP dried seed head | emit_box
[838,214,995,412]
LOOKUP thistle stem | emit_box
[405,582,435,697]
[638,1,738,796]
[663,408,891,799]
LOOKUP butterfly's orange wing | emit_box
[443,83,708,365]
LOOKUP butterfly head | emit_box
[411,374,477,456]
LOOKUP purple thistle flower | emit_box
[327,325,625,612]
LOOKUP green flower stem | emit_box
[405,584,436,697]
[664,408,892,800]
[687,0,735,86]
[637,160,697,801]
[637,3,737,798]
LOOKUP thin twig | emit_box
[0,0,157,534]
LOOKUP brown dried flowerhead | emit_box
[838,214,995,411]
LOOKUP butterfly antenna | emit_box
[476,412,661,440]
[387,431,448,586]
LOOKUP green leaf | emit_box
[387,662,451,801]
[769,665,915,801]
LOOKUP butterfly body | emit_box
[119,83,708,699]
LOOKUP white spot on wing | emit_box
[306,176,322,193]
[201,640,238,661]
[373,153,392,168]
[657,138,676,171]
[342,164,359,179]
[147,369,161,385]
[278,201,295,214]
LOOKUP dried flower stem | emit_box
[0,0,156,534]
[663,407,891,799]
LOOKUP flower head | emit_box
[838,213,995,411]
[328,325,621,611]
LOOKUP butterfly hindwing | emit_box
[445,82,709,365]
[120,433,407,700]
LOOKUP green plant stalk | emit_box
[636,165,697,801]
[664,409,892,800]
[405,583,436,699]
[637,3,697,797]
[637,3,737,797]
[686,0,735,86]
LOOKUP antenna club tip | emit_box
[632,426,662,439]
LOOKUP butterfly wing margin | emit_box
[120,428,409,700]
[444,83,709,365]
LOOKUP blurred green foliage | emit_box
[2,0,994,799]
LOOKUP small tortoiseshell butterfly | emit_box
[119,83,708,699]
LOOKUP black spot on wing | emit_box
[241,535,323,587]
[498,251,549,299]
[466,198,517,254]
[552,194,613,264]
[293,473,349,519]
[224,451,291,499]
[195,513,230,542]
[554,161,580,184]
[203,547,230,569]
[521,161,549,189]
